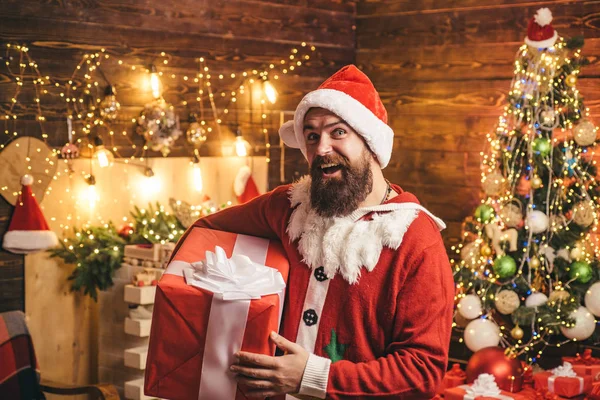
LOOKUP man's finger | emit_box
[270,331,300,354]
[230,365,273,379]
[235,376,274,389]
[235,351,279,368]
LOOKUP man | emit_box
[190,65,454,399]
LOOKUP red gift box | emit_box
[144,227,290,400]
[444,385,530,399]
[533,372,592,398]
[563,349,600,382]
[438,364,468,395]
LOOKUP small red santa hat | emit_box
[2,175,58,254]
[234,166,260,204]
[525,8,558,48]
[278,64,394,168]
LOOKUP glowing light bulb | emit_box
[144,168,161,195]
[192,161,203,192]
[235,136,248,157]
[263,80,278,104]
[93,137,114,168]
[84,175,98,209]
[149,64,161,99]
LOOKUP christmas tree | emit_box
[451,8,600,364]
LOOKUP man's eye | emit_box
[332,128,345,136]
[307,133,319,142]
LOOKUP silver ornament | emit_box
[574,119,596,146]
[495,290,520,315]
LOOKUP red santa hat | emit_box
[234,166,260,204]
[2,175,58,254]
[278,64,394,168]
[525,8,558,48]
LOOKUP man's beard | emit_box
[310,150,374,218]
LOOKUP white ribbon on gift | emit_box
[548,362,584,394]
[458,373,514,400]
[165,235,285,400]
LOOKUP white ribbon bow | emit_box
[466,373,502,397]
[551,362,577,377]
[184,246,285,301]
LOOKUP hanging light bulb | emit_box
[263,78,278,104]
[192,156,203,192]
[149,64,162,99]
[235,127,251,157]
[85,175,99,209]
[99,85,120,120]
[93,136,114,168]
[144,167,161,195]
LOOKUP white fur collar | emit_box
[286,176,442,284]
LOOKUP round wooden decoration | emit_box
[0,137,58,206]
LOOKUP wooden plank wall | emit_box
[356,0,600,249]
[0,0,356,388]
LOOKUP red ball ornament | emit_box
[466,347,524,393]
[118,224,134,239]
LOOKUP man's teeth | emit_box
[320,163,339,169]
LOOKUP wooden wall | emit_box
[356,0,600,248]
[0,0,356,387]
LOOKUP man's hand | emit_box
[230,331,309,398]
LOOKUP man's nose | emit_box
[315,134,332,156]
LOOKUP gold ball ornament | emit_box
[481,244,493,257]
[573,202,595,227]
[461,241,482,268]
[549,289,570,304]
[570,246,583,261]
[483,172,505,196]
[574,119,597,146]
[529,256,541,269]
[531,175,543,189]
[495,290,521,315]
[511,325,524,340]
[566,74,578,87]
[500,203,523,228]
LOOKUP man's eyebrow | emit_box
[303,119,345,131]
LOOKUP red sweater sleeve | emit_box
[327,228,454,399]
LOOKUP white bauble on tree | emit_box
[464,318,501,352]
[574,119,597,146]
[458,294,483,320]
[560,306,596,340]
[525,292,548,307]
[483,172,505,196]
[573,202,595,227]
[495,290,520,315]
[585,282,600,317]
[526,210,549,233]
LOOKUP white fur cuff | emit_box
[299,353,331,399]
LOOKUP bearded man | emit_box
[182,65,454,399]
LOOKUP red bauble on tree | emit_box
[118,224,134,240]
[466,347,524,393]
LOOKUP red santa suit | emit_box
[179,65,454,398]
[185,174,454,399]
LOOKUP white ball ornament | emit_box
[526,210,549,234]
[464,318,501,352]
[525,292,548,308]
[585,282,600,317]
[574,119,597,146]
[560,306,596,341]
[495,290,520,315]
[458,294,483,320]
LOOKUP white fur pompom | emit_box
[534,8,553,27]
[21,174,33,186]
